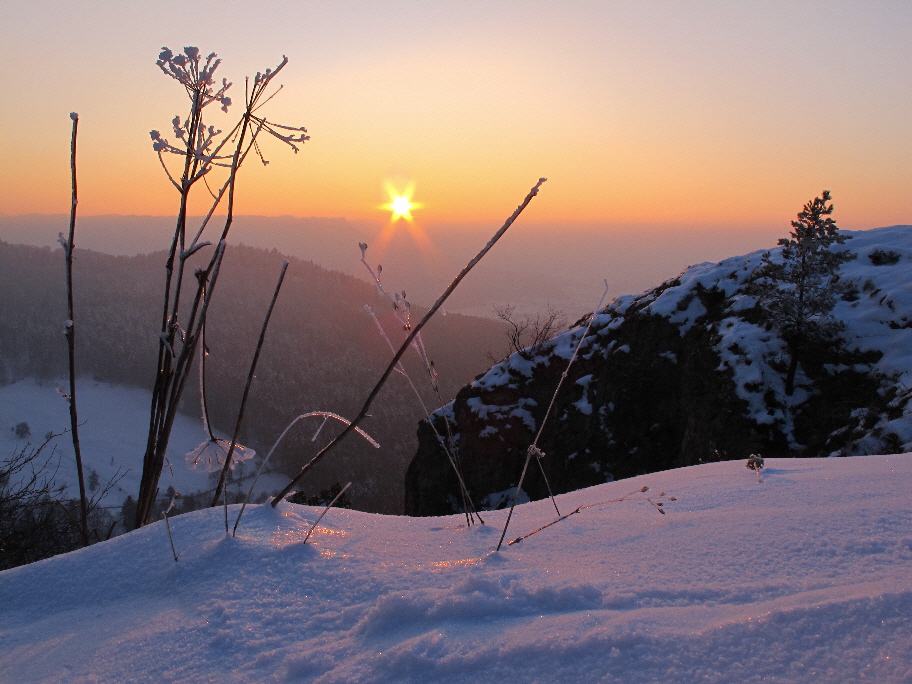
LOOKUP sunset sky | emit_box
[1,1,910,235]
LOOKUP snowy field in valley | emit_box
[0,378,282,510]
[1,453,910,682]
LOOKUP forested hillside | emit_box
[0,241,504,512]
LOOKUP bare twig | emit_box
[211,260,289,516]
[497,280,610,551]
[302,482,351,544]
[61,112,90,547]
[272,178,548,506]
[162,495,179,562]
[506,486,672,546]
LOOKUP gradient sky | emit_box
[1,1,910,233]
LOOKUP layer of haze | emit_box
[0,213,825,318]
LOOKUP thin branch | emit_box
[162,495,179,562]
[62,112,90,547]
[496,280,610,551]
[506,486,669,546]
[211,260,289,514]
[302,482,351,544]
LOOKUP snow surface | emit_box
[1,454,911,682]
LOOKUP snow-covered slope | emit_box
[607,225,912,450]
[1,454,911,682]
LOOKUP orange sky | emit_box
[1,1,910,232]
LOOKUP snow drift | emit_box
[1,454,910,682]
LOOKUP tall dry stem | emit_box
[60,112,90,546]
[211,260,289,517]
[497,280,610,551]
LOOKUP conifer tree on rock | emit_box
[753,191,855,396]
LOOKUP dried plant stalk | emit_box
[61,112,90,546]
[135,49,306,527]
[497,280,611,551]
[211,260,289,516]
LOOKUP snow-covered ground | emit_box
[1,454,910,682]
[0,378,282,509]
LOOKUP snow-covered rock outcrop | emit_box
[406,226,912,516]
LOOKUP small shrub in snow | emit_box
[488,304,567,362]
[746,453,764,482]
[13,422,31,440]
[1,437,80,569]
[868,249,900,266]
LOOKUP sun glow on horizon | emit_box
[381,181,421,223]
[372,180,439,263]
[391,195,412,219]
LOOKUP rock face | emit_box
[405,226,912,517]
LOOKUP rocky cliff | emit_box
[405,226,912,516]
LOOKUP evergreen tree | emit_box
[753,191,855,395]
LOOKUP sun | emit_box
[372,180,438,263]
[391,195,412,219]
[382,181,421,223]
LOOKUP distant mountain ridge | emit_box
[0,213,788,319]
[406,225,912,516]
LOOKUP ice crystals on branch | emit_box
[151,47,308,191]
[185,438,255,473]
[156,47,231,112]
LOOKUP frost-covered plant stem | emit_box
[233,413,378,535]
[364,305,481,525]
[211,260,288,516]
[137,239,227,526]
[135,48,307,528]
[272,178,548,506]
[497,280,610,551]
[61,112,90,547]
